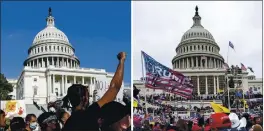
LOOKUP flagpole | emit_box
[141,52,148,114]
[227,44,229,64]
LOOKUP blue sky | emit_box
[1,2,131,84]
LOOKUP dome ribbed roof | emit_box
[33,26,69,44]
[180,6,215,42]
[181,27,215,42]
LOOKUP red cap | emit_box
[209,113,231,129]
[192,124,202,131]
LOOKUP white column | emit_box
[52,57,54,66]
[74,76,76,84]
[37,58,39,68]
[46,57,49,67]
[82,76,84,85]
[217,76,219,92]
[196,57,198,68]
[65,76,67,93]
[57,57,59,67]
[205,57,207,68]
[210,58,212,68]
[214,76,216,94]
[52,74,55,94]
[205,76,208,95]
[62,58,64,67]
[187,58,189,68]
[200,57,203,68]
[62,75,64,95]
[214,58,216,68]
[183,58,185,68]
[90,77,92,85]
[191,57,194,68]
[29,61,31,67]
[67,59,69,68]
[48,74,51,102]
[197,76,200,95]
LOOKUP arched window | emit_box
[41,47,43,52]
[190,46,192,51]
[202,45,204,50]
[61,47,63,52]
[198,45,200,50]
[49,46,51,51]
[194,45,196,50]
[57,46,59,51]
[38,48,40,53]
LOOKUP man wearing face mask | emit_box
[25,114,38,131]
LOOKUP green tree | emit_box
[0,73,13,100]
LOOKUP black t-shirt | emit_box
[62,103,101,131]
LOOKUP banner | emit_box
[0,100,26,118]
[142,51,193,98]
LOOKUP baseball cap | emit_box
[100,101,130,127]
[209,113,231,129]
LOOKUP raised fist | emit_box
[117,52,126,61]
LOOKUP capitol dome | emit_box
[24,8,80,68]
[33,26,70,45]
[172,6,224,70]
[181,27,215,42]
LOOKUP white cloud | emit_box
[132,1,262,79]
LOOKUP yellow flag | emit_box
[133,100,138,107]
[210,102,230,113]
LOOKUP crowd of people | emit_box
[133,85,263,131]
[0,52,131,131]
[140,94,223,102]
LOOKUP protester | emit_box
[0,110,6,131]
[56,109,70,129]
[100,101,131,131]
[62,52,126,131]
[25,114,37,131]
[38,112,59,131]
[9,117,26,131]
[250,124,262,131]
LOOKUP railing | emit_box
[24,66,106,73]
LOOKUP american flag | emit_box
[240,63,247,71]
[142,51,193,98]
[229,41,235,50]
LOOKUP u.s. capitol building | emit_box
[134,7,262,98]
[7,9,125,110]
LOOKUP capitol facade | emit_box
[134,7,262,98]
[7,9,124,112]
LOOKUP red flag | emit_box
[240,63,247,71]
